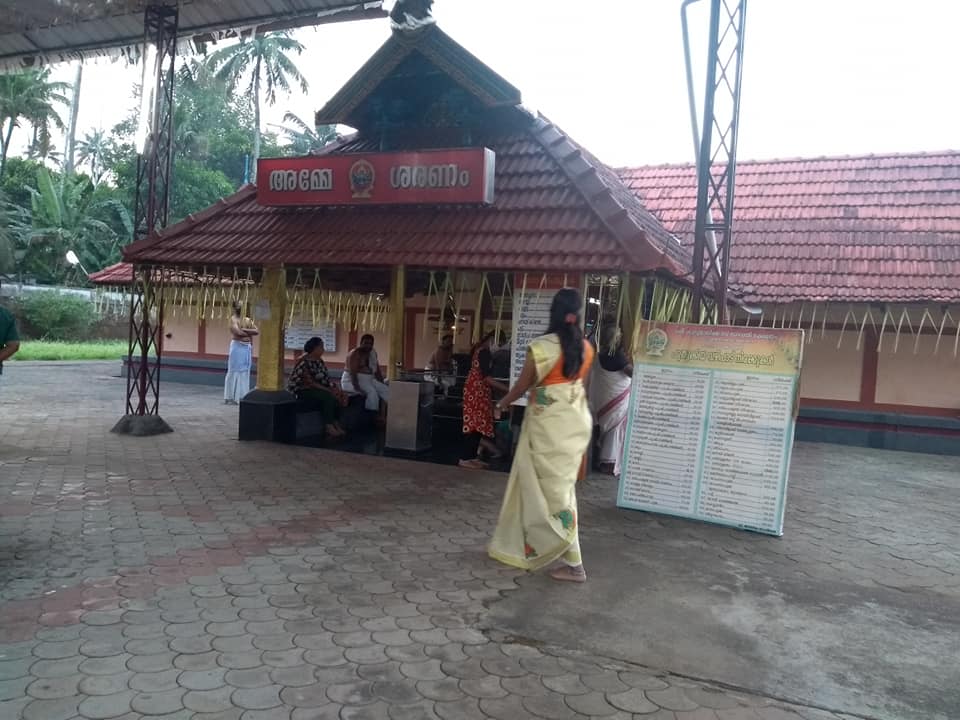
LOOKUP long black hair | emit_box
[546,288,585,379]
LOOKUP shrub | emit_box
[17,290,95,341]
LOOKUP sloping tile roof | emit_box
[87,262,131,285]
[619,151,960,304]
[123,117,688,276]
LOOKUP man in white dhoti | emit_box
[224,301,258,404]
[589,325,633,477]
[341,334,390,412]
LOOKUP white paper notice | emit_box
[509,289,554,404]
[617,322,803,536]
[284,320,337,352]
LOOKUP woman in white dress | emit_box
[590,325,633,477]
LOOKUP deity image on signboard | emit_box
[645,327,668,356]
[350,159,375,198]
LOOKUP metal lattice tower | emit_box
[684,0,748,324]
[114,3,178,435]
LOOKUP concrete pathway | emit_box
[0,362,956,720]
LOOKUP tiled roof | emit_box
[123,118,687,276]
[618,151,960,304]
[87,262,132,286]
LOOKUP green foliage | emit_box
[12,339,127,361]
[169,160,235,224]
[17,290,95,340]
[75,128,111,185]
[279,112,337,155]
[0,157,47,209]
[204,33,310,176]
[5,166,131,283]
[0,69,70,176]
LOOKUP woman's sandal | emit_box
[549,565,587,583]
[458,458,488,470]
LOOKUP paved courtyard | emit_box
[0,362,957,720]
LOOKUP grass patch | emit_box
[13,340,128,361]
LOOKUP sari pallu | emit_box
[488,335,594,571]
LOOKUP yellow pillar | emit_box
[255,266,287,392]
[388,265,406,381]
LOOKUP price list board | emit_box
[509,289,555,404]
[617,322,803,536]
[284,320,337,352]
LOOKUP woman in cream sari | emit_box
[488,288,595,583]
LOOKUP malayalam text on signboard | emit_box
[257,148,495,207]
[617,322,804,536]
[284,320,337,353]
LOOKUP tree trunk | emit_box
[251,57,261,184]
[63,62,83,176]
[0,120,13,178]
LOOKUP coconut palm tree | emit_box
[278,112,338,155]
[75,128,111,185]
[204,32,309,181]
[63,62,84,176]
[0,69,70,177]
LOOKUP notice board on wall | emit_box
[509,289,554,394]
[284,320,337,352]
[617,321,804,536]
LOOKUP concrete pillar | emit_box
[239,266,296,443]
[254,266,287,392]
[388,265,406,381]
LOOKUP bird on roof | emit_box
[390,0,435,32]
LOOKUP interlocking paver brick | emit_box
[218,651,264,670]
[387,700,442,720]
[326,680,376,705]
[231,684,283,710]
[415,678,464,703]
[79,671,134,696]
[80,654,133,676]
[434,697,486,720]
[25,673,81,699]
[0,674,31,700]
[648,686,703,712]
[341,700,391,720]
[174,650,220,671]
[22,694,83,720]
[608,687,661,714]
[620,671,671,691]
[291,705,342,720]
[565,690,622,716]
[357,661,405,683]
[130,687,186,715]
[29,656,84,679]
[76,690,137,719]
[280,683,333,708]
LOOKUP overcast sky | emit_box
[30,0,960,168]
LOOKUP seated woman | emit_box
[287,337,347,439]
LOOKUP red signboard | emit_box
[257,148,495,207]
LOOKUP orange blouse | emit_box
[540,340,595,386]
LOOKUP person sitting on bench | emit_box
[287,337,347,439]
[341,334,390,414]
